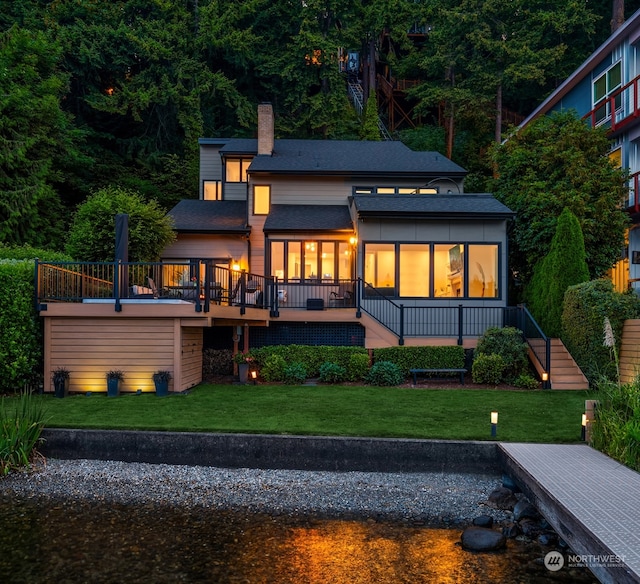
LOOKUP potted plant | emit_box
[105,370,125,397]
[52,367,70,398]
[234,351,254,384]
[152,370,172,397]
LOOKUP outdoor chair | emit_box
[329,283,354,307]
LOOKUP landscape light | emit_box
[491,411,498,437]
[581,413,587,441]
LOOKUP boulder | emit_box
[519,518,543,538]
[501,474,521,493]
[513,500,539,521]
[502,522,520,539]
[472,515,494,528]
[460,527,506,552]
[487,487,518,510]
[538,532,557,546]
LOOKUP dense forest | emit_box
[2,0,640,250]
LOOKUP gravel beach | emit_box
[0,459,512,525]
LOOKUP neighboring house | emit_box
[37,103,521,394]
[519,8,640,292]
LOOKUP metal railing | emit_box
[514,304,551,389]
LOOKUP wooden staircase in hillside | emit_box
[530,339,589,390]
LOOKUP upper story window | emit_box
[225,158,252,183]
[353,186,438,195]
[593,61,622,124]
[253,185,271,215]
[203,180,222,200]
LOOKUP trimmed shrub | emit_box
[474,327,528,382]
[318,362,347,384]
[373,346,465,374]
[366,361,404,386]
[347,352,370,382]
[202,349,234,376]
[283,362,307,385]
[562,279,640,383]
[472,354,505,385]
[261,354,287,383]
[513,373,540,390]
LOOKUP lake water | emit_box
[0,495,597,583]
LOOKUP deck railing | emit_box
[36,262,548,364]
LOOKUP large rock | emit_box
[460,526,506,552]
[487,487,517,510]
[472,515,494,528]
[513,500,539,521]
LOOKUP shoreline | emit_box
[0,458,513,526]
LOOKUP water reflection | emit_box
[0,495,596,583]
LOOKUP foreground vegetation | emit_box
[33,385,590,444]
[0,391,47,475]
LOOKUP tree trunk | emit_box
[495,83,503,143]
[612,0,625,32]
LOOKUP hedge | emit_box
[372,345,465,374]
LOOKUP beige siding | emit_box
[224,183,248,201]
[620,319,640,383]
[181,327,203,390]
[162,234,248,265]
[46,317,203,394]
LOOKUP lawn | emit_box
[32,384,593,443]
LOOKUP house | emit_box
[37,103,519,394]
[518,8,640,293]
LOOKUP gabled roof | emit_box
[520,8,640,128]
[263,205,353,232]
[350,194,514,220]
[217,138,466,178]
[167,200,249,233]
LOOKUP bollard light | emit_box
[250,370,258,385]
[491,411,498,437]
[581,413,587,441]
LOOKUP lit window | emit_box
[434,244,464,297]
[364,243,395,288]
[271,241,284,280]
[399,244,429,297]
[226,158,251,182]
[270,240,353,283]
[254,185,270,215]
[468,245,498,298]
[203,181,221,200]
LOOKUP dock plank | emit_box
[499,443,640,584]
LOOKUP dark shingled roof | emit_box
[218,139,466,178]
[263,205,353,232]
[167,200,249,233]
[350,194,514,219]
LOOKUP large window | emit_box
[593,61,622,124]
[203,181,222,200]
[365,242,499,299]
[226,158,251,182]
[253,185,270,215]
[270,240,353,282]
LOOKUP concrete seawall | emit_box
[40,429,501,474]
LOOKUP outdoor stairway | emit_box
[548,338,589,390]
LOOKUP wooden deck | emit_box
[500,443,640,584]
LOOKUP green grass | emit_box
[28,384,594,443]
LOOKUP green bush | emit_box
[513,373,540,390]
[202,349,233,376]
[347,352,370,382]
[372,346,465,374]
[562,279,640,383]
[261,354,287,383]
[472,354,505,385]
[591,379,640,472]
[366,361,404,386]
[318,362,347,384]
[0,391,47,475]
[283,362,307,385]
[474,327,528,382]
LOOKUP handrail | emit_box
[517,304,551,389]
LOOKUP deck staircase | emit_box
[529,338,589,390]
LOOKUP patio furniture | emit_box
[329,283,354,307]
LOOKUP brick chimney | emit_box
[258,103,274,156]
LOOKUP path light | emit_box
[581,413,587,441]
[491,411,498,437]
[251,370,257,385]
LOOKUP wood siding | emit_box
[199,144,223,198]
[45,317,203,394]
[162,234,248,267]
[620,319,640,383]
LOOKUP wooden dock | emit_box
[499,443,640,584]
